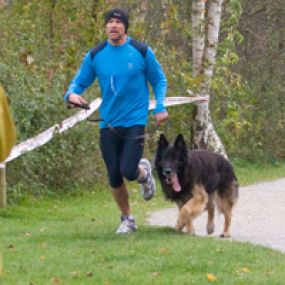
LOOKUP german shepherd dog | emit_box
[155,134,238,238]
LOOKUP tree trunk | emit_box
[191,0,206,76]
[191,0,227,158]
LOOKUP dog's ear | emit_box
[174,134,187,150]
[158,134,169,148]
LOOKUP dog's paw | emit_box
[185,225,196,235]
[220,233,231,238]
[175,224,184,232]
[207,224,215,235]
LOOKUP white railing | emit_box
[0,96,207,208]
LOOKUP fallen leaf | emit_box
[50,277,62,284]
[159,248,168,254]
[70,271,79,278]
[241,267,250,273]
[152,272,160,276]
[215,248,224,253]
[86,271,93,277]
[236,267,251,274]
[41,242,48,248]
[207,274,217,282]
[26,55,34,65]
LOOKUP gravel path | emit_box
[146,178,285,253]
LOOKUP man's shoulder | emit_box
[129,39,148,58]
[90,41,108,60]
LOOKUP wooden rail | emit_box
[0,96,207,208]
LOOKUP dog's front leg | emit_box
[177,185,208,235]
[175,206,192,233]
[175,204,186,233]
[175,202,196,235]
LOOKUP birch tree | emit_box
[191,0,227,158]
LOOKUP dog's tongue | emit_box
[171,174,181,192]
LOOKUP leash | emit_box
[87,117,149,140]
[67,102,152,140]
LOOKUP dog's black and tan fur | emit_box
[155,134,238,237]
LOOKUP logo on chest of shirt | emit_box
[128,62,134,69]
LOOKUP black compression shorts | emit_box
[99,125,145,188]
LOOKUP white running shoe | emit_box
[138,158,156,201]
[116,215,137,234]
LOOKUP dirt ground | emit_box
[146,178,285,253]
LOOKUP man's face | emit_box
[106,18,126,44]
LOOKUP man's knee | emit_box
[109,177,123,188]
[121,166,139,182]
[108,169,123,188]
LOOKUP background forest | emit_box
[0,0,284,192]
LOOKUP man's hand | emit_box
[68,93,87,105]
[67,93,89,109]
[154,111,169,126]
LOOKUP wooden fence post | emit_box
[0,163,6,208]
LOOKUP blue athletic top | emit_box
[65,37,167,128]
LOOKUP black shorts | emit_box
[100,125,145,188]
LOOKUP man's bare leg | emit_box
[112,182,137,234]
[112,182,130,216]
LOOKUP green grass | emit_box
[1,161,285,285]
[233,159,285,186]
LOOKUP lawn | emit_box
[0,161,285,285]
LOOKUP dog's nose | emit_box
[163,168,172,176]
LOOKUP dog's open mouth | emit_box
[164,173,181,192]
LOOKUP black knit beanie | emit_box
[104,8,129,33]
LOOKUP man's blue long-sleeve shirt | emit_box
[65,37,167,128]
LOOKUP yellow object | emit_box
[207,274,218,282]
[0,85,16,162]
[240,267,250,273]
